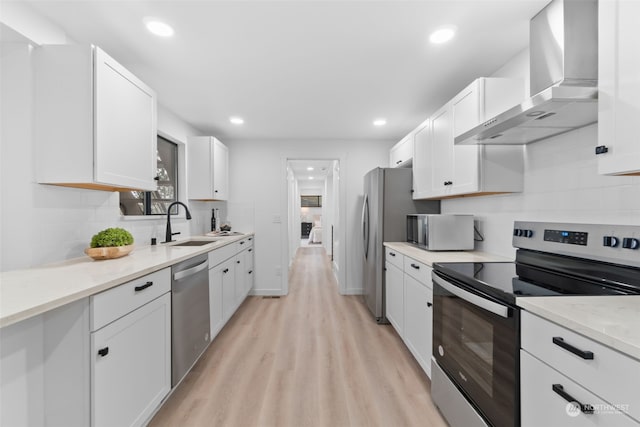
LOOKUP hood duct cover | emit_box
[456,0,598,145]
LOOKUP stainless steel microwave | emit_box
[406,214,474,251]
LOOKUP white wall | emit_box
[440,49,640,258]
[225,139,390,295]
[0,16,206,271]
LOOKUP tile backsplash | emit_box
[442,124,640,258]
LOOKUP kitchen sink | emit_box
[170,239,219,247]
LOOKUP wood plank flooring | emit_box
[149,247,447,427]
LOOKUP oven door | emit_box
[432,271,519,427]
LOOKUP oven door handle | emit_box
[432,274,510,319]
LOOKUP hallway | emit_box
[150,246,446,427]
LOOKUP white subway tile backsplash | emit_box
[443,124,640,257]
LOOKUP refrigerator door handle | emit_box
[362,194,369,259]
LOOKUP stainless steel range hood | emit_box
[456,0,598,145]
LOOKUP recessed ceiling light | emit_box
[229,116,244,125]
[429,26,457,44]
[307,167,314,171]
[144,18,174,37]
[309,176,314,180]
[373,119,387,126]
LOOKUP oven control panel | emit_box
[543,229,588,246]
[513,221,640,268]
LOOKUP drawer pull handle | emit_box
[249,248,253,252]
[248,270,253,274]
[237,260,241,264]
[411,263,420,270]
[240,241,245,245]
[223,268,229,274]
[552,384,594,414]
[552,337,594,360]
[134,281,153,292]
[427,302,433,308]
[98,347,109,357]
[389,252,396,257]
[249,237,253,241]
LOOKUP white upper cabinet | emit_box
[413,79,524,200]
[187,136,229,200]
[411,119,432,199]
[35,45,158,191]
[597,0,640,176]
[389,134,414,168]
[452,77,524,138]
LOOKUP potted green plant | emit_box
[85,227,134,260]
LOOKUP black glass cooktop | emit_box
[433,253,640,305]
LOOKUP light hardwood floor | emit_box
[150,246,447,427]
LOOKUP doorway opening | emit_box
[285,159,341,292]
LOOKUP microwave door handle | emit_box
[432,274,510,318]
[362,194,369,259]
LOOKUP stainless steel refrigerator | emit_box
[361,167,439,323]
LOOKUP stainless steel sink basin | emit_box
[170,239,218,247]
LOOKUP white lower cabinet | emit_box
[385,261,404,334]
[207,237,255,340]
[403,274,433,378]
[384,247,433,379]
[521,312,640,427]
[90,270,171,427]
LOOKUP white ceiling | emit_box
[18,0,547,142]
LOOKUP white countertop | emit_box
[517,296,640,361]
[383,242,512,267]
[0,234,253,328]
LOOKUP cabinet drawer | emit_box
[521,311,640,422]
[385,247,404,269]
[237,237,253,251]
[208,242,238,267]
[521,350,639,427]
[403,257,431,285]
[91,268,170,331]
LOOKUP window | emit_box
[301,195,322,207]
[120,136,178,216]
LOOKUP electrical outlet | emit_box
[272,215,281,223]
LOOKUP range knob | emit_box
[513,228,523,237]
[622,238,639,250]
[523,229,533,238]
[603,236,619,248]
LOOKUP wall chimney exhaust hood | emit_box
[456,0,598,145]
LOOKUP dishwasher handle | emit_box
[173,259,208,281]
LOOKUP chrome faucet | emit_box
[164,201,192,243]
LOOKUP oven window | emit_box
[434,278,518,427]
[460,308,494,396]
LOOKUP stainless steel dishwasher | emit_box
[171,253,210,387]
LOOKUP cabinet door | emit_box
[452,80,480,138]
[597,0,640,176]
[431,103,454,197]
[390,135,414,167]
[412,120,432,199]
[188,137,214,199]
[385,262,404,336]
[213,138,229,200]
[234,252,245,306]
[403,273,433,378]
[209,265,224,339]
[91,293,170,427]
[245,247,255,295]
[221,258,237,322]
[94,47,157,191]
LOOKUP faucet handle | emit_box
[172,232,181,236]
